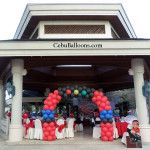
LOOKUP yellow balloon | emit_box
[74,89,79,95]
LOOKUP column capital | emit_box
[131,58,144,74]
[11,59,27,75]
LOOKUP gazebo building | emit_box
[0,3,150,143]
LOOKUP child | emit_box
[129,120,141,148]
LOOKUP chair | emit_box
[113,118,119,139]
[65,118,75,138]
[78,116,84,132]
[55,118,65,139]
[92,117,101,138]
[34,119,43,140]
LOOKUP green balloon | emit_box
[82,90,87,96]
[74,89,79,95]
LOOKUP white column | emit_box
[9,59,27,142]
[129,58,150,142]
[0,80,5,130]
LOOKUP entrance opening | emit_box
[42,85,114,142]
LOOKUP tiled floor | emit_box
[6,126,123,145]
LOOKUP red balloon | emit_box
[101,127,108,133]
[102,136,108,141]
[52,94,57,99]
[49,106,55,111]
[96,96,102,101]
[43,136,48,141]
[109,127,113,132]
[44,131,49,137]
[66,89,72,95]
[22,112,28,119]
[52,99,57,104]
[43,122,49,128]
[100,123,105,127]
[105,101,110,105]
[54,90,59,95]
[49,93,53,97]
[94,90,99,96]
[47,127,52,132]
[96,101,101,106]
[101,103,106,108]
[47,97,52,101]
[106,131,112,138]
[50,122,55,127]
[101,131,106,136]
[50,131,55,136]
[52,135,56,140]
[105,123,111,128]
[99,92,103,97]
[109,136,114,141]
[44,105,49,110]
[99,107,103,112]
[47,101,53,106]
[92,96,97,102]
[57,95,62,101]
[44,100,48,105]
[47,136,53,141]
[101,96,107,102]
[53,126,56,130]
[105,106,111,111]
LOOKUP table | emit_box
[115,122,128,136]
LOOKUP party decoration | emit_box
[74,89,79,95]
[42,85,113,142]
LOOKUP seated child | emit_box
[129,120,141,148]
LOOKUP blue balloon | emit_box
[51,111,55,114]
[46,110,51,115]
[43,114,48,119]
[109,115,113,119]
[42,110,46,114]
[100,115,104,119]
[108,110,113,115]
[105,114,111,119]
[114,114,116,117]
[49,114,54,119]
[101,110,107,115]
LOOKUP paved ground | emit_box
[1,130,150,150]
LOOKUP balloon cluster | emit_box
[43,122,56,141]
[42,110,56,123]
[91,90,114,141]
[42,90,62,141]
[100,110,113,120]
[57,85,96,99]
[100,122,114,141]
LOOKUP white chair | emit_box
[34,119,43,140]
[65,118,75,138]
[55,118,65,139]
[92,117,101,138]
[23,118,30,139]
[78,116,84,132]
[113,118,119,139]
[121,132,129,145]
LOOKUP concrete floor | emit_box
[1,127,150,150]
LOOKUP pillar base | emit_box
[140,125,150,143]
[9,125,23,142]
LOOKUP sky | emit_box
[0,0,150,40]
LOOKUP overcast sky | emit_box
[0,0,150,40]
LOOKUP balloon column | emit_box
[92,90,114,141]
[42,90,62,141]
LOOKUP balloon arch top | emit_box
[42,85,114,142]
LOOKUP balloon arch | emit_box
[42,85,114,142]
